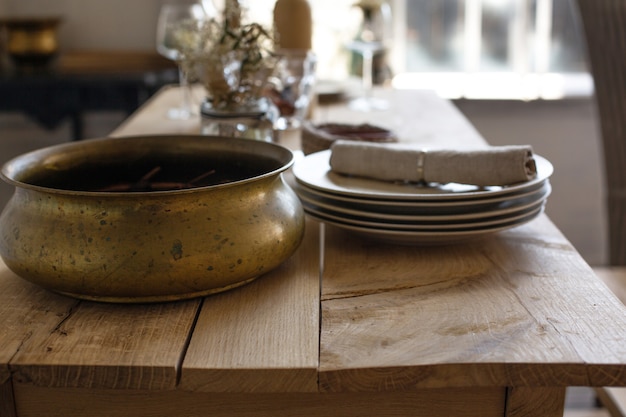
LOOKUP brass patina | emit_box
[0,135,304,303]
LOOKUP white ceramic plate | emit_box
[311,207,544,245]
[293,150,553,201]
[294,177,548,210]
[303,199,545,230]
[295,181,551,221]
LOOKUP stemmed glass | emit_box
[156,3,207,120]
[346,1,392,112]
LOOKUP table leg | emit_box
[1,378,17,417]
[505,387,566,417]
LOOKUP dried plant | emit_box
[176,0,278,110]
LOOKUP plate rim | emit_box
[293,149,554,201]
[309,207,544,244]
[303,199,546,231]
[295,181,551,221]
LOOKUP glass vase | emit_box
[200,98,279,142]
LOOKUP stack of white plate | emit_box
[292,150,553,245]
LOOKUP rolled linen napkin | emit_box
[329,141,537,186]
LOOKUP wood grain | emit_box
[4,85,626,417]
[8,287,201,390]
[0,263,78,385]
[13,384,505,417]
[179,218,320,393]
[319,215,626,391]
[0,264,79,416]
[505,387,566,417]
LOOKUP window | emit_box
[392,0,592,99]
[245,0,592,99]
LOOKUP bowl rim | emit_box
[0,134,295,196]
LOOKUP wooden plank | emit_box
[319,215,626,391]
[110,85,204,137]
[0,261,78,416]
[13,385,505,417]
[9,295,201,390]
[179,218,320,393]
[505,387,566,417]
[0,261,79,384]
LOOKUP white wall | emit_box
[1,0,272,52]
[3,0,172,51]
[1,0,357,79]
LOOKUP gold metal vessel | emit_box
[0,135,305,303]
[0,17,62,69]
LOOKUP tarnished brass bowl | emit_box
[0,135,305,303]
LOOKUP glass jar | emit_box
[200,98,279,142]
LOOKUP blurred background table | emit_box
[0,51,176,141]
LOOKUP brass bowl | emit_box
[0,17,62,69]
[0,135,305,303]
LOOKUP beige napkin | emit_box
[329,141,537,186]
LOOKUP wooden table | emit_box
[2,86,626,417]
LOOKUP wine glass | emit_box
[156,3,207,120]
[346,1,392,112]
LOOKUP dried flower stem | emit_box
[176,0,278,109]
